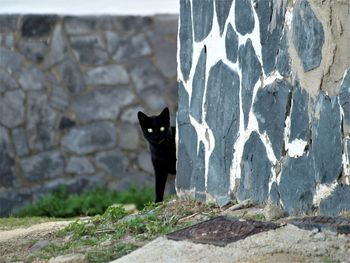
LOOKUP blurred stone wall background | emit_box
[0,15,178,216]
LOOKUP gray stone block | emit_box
[215,0,233,35]
[17,39,48,63]
[339,68,350,128]
[237,132,272,203]
[20,150,65,181]
[18,66,47,91]
[119,123,140,151]
[121,106,145,124]
[0,15,19,33]
[137,149,153,174]
[0,69,18,93]
[111,171,153,192]
[73,86,135,122]
[84,64,129,86]
[66,156,95,174]
[61,121,117,154]
[49,85,69,111]
[225,23,238,63]
[139,88,167,112]
[269,182,280,205]
[279,156,315,215]
[239,39,262,128]
[191,141,206,192]
[64,16,97,35]
[292,0,324,71]
[192,0,213,42]
[0,47,24,74]
[113,16,154,34]
[56,59,85,94]
[20,15,57,37]
[0,126,16,188]
[190,47,206,122]
[276,27,291,77]
[70,34,108,65]
[27,92,59,152]
[179,0,193,81]
[0,89,25,128]
[4,34,15,49]
[95,149,128,177]
[311,92,342,184]
[205,60,240,206]
[12,127,29,157]
[320,185,350,216]
[253,79,291,160]
[0,191,32,216]
[44,24,68,68]
[235,0,255,35]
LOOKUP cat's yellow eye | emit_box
[160,127,165,132]
[147,128,153,133]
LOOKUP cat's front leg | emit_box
[153,165,168,203]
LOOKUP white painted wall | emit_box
[0,0,179,15]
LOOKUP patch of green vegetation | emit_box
[0,217,66,230]
[15,185,154,218]
[323,255,341,263]
[87,243,139,263]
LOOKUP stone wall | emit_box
[176,0,350,216]
[0,15,178,216]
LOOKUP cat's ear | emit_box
[138,111,148,124]
[160,107,169,119]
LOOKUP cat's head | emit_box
[137,107,170,145]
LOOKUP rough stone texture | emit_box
[73,87,135,122]
[292,0,324,72]
[20,15,57,37]
[192,0,213,42]
[56,59,84,94]
[44,24,68,67]
[276,27,291,77]
[119,123,140,151]
[205,61,240,206]
[84,64,129,86]
[0,15,19,33]
[49,85,69,111]
[311,92,342,184]
[339,68,350,131]
[179,0,193,81]
[0,127,16,188]
[18,66,47,90]
[237,132,271,203]
[269,182,280,205]
[235,0,255,36]
[66,157,95,175]
[17,39,48,63]
[253,79,291,160]
[279,156,315,215]
[215,0,233,35]
[193,142,206,201]
[27,92,58,152]
[320,185,350,216]
[239,39,262,128]
[190,47,206,122]
[20,150,65,181]
[61,122,117,155]
[64,17,97,35]
[95,150,128,177]
[225,23,238,63]
[0,47,24,74]
[12,127,29,157]
[0,90,25,128]
[137,150,154,174]
[0,69,18,93]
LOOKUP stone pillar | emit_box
[176,0,350,216]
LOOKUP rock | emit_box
[192,141,206,193]
[105,32,152,61]
[239,39,262,128]
[20,150,65,181]
[137,150,153,174]
[0,127,16,188]
[0,15,19,33]
[27,92,59,151]
[235,0,255,35]
[0,190,32,216]
[70,34,108,65]
[339,68,350,131]
[113,16,154,34]
[4,34,15,49]
[237,132,272,203]
[276,27,291,77]
[49,85,70,111]
[61,121,117,154]
[0,47,24,74]
[17,39,48,63]
[190,47,206,122]
[121,106,145,124]
[56,59,85,94]
[253,79,291,160]
[205,61,240,206]
[119,123,140,150]
[64,16,97,35]
[59,117,75,130]
[225,23,238,63]
[44,24,68,67]
[215,0,233,35]
[192,0,213,42]
[139,88,167,112]
[66,156,95,175]
[0,69,18,93]
[48,253,87,263]
[12,127,29,157]
[73,86,135,122]
[95,149,128,177]
[269,182,280,205]
[279,156,315,216]
[29,240,51,253]
[129,58,165,92]
[292,0,324,71]
[111,171,153,192]
[0,89,25,128]
[179,0,193,81]
[84,64,129,86]
[320,185,350,216]
[18,66,47,90]
[20,15,57,37]
[263,202,284,221]
[311,93,342,184]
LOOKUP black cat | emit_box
[137,107,176,202]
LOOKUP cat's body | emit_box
[137,108,176,202]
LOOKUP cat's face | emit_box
[138,108,170,145]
